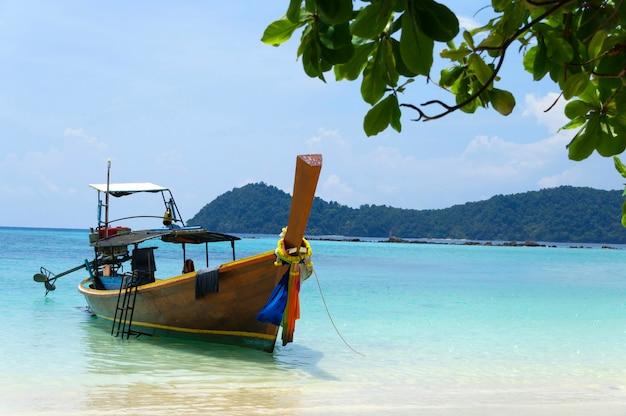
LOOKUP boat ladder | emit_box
[111,273,142,339]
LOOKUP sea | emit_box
[1,226,626,416]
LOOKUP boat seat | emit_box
[183,258,195,273]
[131,247,157,285]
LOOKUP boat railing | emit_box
[99,214,184,227]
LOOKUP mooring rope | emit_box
[312,268,366,356]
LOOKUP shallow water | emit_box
[2,227,626,415]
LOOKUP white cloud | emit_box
[288,91,614,212]
[457,15,481,31]
[538,169,581,188]
[468,129,565,159]
[321,174,357,203]
[63,128,107,151]
[39,174,60,193]
[365,145,417,170]
[155,149,184,167]
[522,92,568,134]
[238,178,256,187]
[307,127,350,151]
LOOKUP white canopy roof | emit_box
[88,182,168,197]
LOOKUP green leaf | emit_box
[302,48,324,79]
[533,39,550,80]
[296,25,312,57]
[322,43,355,65]
[523,38,550,81]
[335,42,376,81]
[439,66,463,88]
[318,21,352,49]
[567,114,600,161]
[468,53,493,86]
[361,43,388,105]
[364,94,397,136]
[499,1,526,37]
[462,30,475,50]
[614,89,626,114]
[545,35,574,64]
[262,19,304,46]
[410,0,459,42]
[317,0,353,24]
[597,53,626,90]
[400,11,434,76]
[489,88,515,116]
[524,45,545,79]
[564,100,593,120]
[614,156,626,179]
[597,118,626,157]
[560,117,587,131]
[448,68,465,95]
[351,0,394,39]
[522,45,537,73]
[286,0,302,23]
[621,200,626,228]
[492,0,509,12]
[476,32,504,50]
[391,38,418,77]
[610,109,626,135]
[577,81,602,107]
[548,62,565,84]
[318,21,354,65]
[382,38,399,87]
[587,29,607,59]
[300,30,328,80]
[440,45,472,62]
[562,72,591,100]
[458,94,480,113]
[456,77,479,113]
[389,94,402,132]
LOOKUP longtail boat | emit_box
[34,154,322,352]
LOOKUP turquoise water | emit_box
[2,227,626,415]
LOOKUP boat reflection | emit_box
[77,317,333,415]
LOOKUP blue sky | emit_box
[0,2,620,229]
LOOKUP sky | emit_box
[0,1,621,229]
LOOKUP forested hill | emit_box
[187,183,626,244]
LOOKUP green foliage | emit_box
[364,93,401,135]
[261,18,304,46]
[263,1,626,226]
[187,183,626,244]
[264,0,625,143]
[262,0,458,136]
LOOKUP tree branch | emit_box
[401,0,576,121]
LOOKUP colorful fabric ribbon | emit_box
[256,228,312,346]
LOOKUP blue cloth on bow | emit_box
[256,271,289,326]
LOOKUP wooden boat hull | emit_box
[78,250,289,352]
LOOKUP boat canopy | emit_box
[92,228,240,248]
[89,183,169,197]
[160,229,241,244]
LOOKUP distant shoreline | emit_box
[2,226,622,249]
[308,235,623,250]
